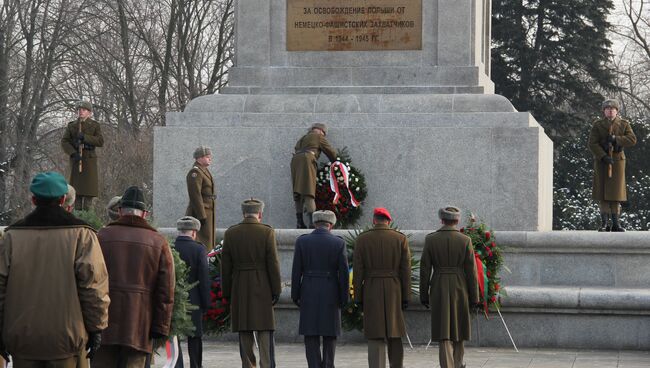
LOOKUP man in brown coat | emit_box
[186,146,216,249]
[353,208,411,368]
[61,101,104,211]
[420,206,479,368]
[221,199,282,368]
[0,172,110,368]
[291,123,338,228]
[95,186,175,368]
[588,99,637,232]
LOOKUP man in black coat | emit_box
[291,210,349,368]
[174,216,211,368]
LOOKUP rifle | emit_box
[78,119,84,173]
[607,123,614,178]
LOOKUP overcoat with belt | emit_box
[291,228,349,337]
[61,118,104,197]
[186,163,216,250]
[419,226,478,341]
[221,217,282,332]
[588,117,637,201]
[291,131,338,197]
[352,224,411,339]
[174,235,210,336]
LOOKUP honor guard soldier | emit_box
[221,199,282,368]
[186,146,216,250]
[291,210,349,368]
[291,123,338,229]
[61,100,104,211]
[420,206,479,368]
[353,208,411,368]
[588,99,637,232]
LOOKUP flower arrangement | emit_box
[460,213,505,315]
[203,241,231,335]
[315,147,368,228]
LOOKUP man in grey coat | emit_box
[291,210,349,368]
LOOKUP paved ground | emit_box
[163,340,650,368]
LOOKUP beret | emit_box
[30,172,68,199]
[373,207,392,222]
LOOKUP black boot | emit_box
[296,213,307,229]
[307,212,314,229]
[598,213,609,232]
[611,214,626,232]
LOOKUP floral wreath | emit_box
[315,147,368,228]
[203,241,230,335]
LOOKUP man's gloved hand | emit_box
[150,331,167,340]
[607,134,616,144]
[401,300,408,310]
[0,340,10,364]
[271,294,279,306]
[471,302,483,314]
[420,298,430,309]
[86,331,102,360]
[199,218,206,228]
[355,301,363,308]
[77,132,85,141]
[70,152,81,162]
[602,155,614,165]
[293,299,300,307]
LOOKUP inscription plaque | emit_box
[287,0,422,51]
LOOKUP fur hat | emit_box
[438,206,461,221]
[373,207,393,222]
[106,196,122,220]
[76,100,93,112]
[193,146,212,159]
[311,123,328,136]
[64,185,76,207]
[312,210,337,225]
[30,172,68,199]
[120,186,147,211]
[602,99,620,110]
[242,198,264,214]
[177,216,201,231]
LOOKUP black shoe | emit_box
[611,214,626,232]
[597,213,609,232]
[296,213,307,229]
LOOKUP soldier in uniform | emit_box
[420,206,479,368]
[221,199,282,368]
[588,99,637,232]
[61,100,104,211]
[353,208,411,368]
[291,123,338,229]
[291,210,349,368]
[186,146,216,249]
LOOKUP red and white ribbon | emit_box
[329,161,360,207]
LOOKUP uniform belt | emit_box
[435,267,464,275]
[202,194,217,200]
[294,149,316,155]
[367,270,397,278]
[304,270,332,278]
[234,262,263,271]
[83,145,95,151]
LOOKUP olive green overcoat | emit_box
[185,163,215,250]
[221,217,282,332]
[61,118,104,197]
[588,117,637,202]
[420,226,478,341]
[290,132,337,197]
[352,224,411,339]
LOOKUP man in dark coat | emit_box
[174,216,210,368]
[95,186,175,368]
[291,123,337,228]
[186,146,216,249]
[221,199,282,368]
[61,100,104,210]
[420,206,479,368]
[353,208,411,368]
[588,98,637,232]
[291,210,349,368]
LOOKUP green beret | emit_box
[30,172,68,199]
[194,146,212,159]
[311,123,328,136]
[602,99,620,110]
[76,100,93,112]
[439,206,461,221]
[177,216,201,231]
[242,198,265,214]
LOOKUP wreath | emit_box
[315,147,368,228]
[460,213,505,315]
[203,241,231,335]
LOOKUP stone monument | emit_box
[154,0,553,231]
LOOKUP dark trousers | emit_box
[175,336,203,368]
[239,331,275,368]
[367,338,403,368]
[304,336,336,368]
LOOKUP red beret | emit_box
[373,207,392,221]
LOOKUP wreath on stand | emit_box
[315,148,368,228]
[203,241,231,335]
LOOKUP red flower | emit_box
[490,295,497,303]
[490,241,496,248]
[460,228,465,233]
[221,298,229,305]
[486,270,491,277]
[485,231,491,240]
[494,283,500,291]
[487,249,493,257]
[217,291,223,298]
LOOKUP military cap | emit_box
[602,99,620,110]
[242,198,265,214]
[76,100,93,112]
[64,185,76,207]
[120,186,147,211]
[311,123,328,136]
[177,216,201,231]
[373,207,393,222]
[312,210,337,225]
[30,172,68,199]
[439,206,461,221]
[193,146,212,159]
[106,196,122,220]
